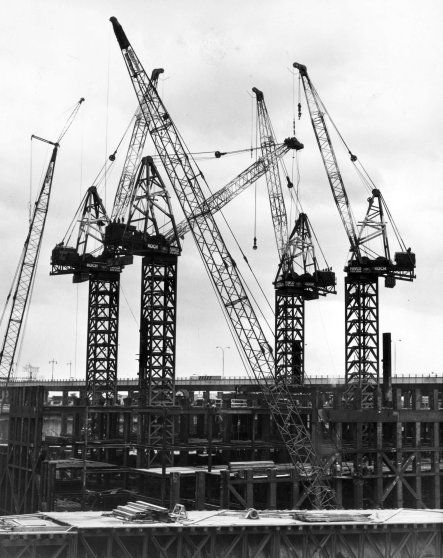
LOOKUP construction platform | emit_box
[0,508,442,557]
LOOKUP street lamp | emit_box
[49,358,57,381]
[216,346,230,377]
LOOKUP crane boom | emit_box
[111,17,335,508]
[252,87,288,257]
[293,63,360,258]
[0,146,58,381]
[0,98,84,382]
[165,139,299,242]
[111,69,164,221]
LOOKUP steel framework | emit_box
[86,276,120,404]
[275,294,304,385]
[253,88,335,385]
[138,255,178,468]
[111,17,335,508]
[0,386,44,515]
[294,62,415,408]
[0,147,58,381]
[1,512,441,558]
[344,277,379,408]
[125,157,181,468]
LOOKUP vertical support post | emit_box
[85,275,119,405]
[0,386,44,514]
[220,470,230,508]
[245,469,254,508]
[396,422,403,507]
[431,389,440,508]
[195,471,206,510]
[169,472,180,508]
[382,332,392,405]
[267,468,277,509]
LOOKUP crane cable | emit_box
[310,83,410,252]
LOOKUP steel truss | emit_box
[344,276,379,408]
[86,275,120,405]
[138,254,178,468]
[275,292,304,385]
[111,17,334,508]
[5,521,438,558]
[0,386,44,515]
[0,148,57,381]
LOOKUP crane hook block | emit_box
[252,87,264,101]
[293,62,307,76]
[110,17,130,50]
[286,176,294,189]
[214,151,227,158]
[284,137,304,151]
[253,237,258,250]
[151,68,164,81]
[350,153,357,162]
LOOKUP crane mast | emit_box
[111,17,335,508]
[253,87,335,385]
[293,62,415,408]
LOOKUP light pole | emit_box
[67,362,73,379]
[394,339,402,375]
[216,346,230,377]
[49,358,57,381]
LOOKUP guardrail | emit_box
[0,373,441,390]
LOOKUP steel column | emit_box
[344,276,379,408]
[275,291,304,385]
[85,275,120,405]
[138,254,177,468]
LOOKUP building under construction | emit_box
[0,15,441,558]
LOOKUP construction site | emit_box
[0,8,442,558]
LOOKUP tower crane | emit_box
[105,156,181,468]
[0,98,84,383]
[51,70,165,404]
[111,16,335,508]
[253,87,335,385]
[293,62,415,407]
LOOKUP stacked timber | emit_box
[112,501,172,522]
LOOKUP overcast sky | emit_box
[0,0,442,381]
